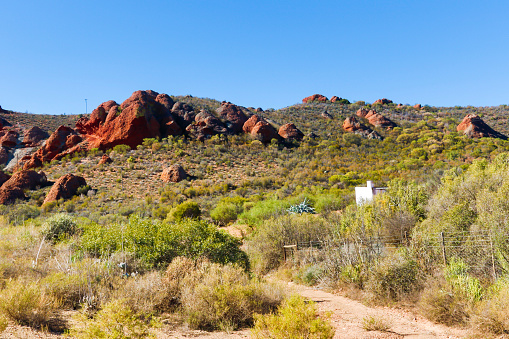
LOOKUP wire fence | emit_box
[283,230,509,280]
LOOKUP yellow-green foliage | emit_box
[0,279,59,329]
[167,200,201,221]
[68,299,158,339]
[165,257,284,330]
[0,314,7,333]
[471,277,509,334]
[251,295,334,339]
[361,315,391,332]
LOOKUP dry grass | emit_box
[361,315,392,332]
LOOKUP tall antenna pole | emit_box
[85,99,88,114]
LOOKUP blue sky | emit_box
[1,1,508,114]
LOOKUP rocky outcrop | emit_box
[278,123,304,141]
[0,170,47,204]
[23,126,82,169]
[321,110,333,119]
[243,115,262,134]
[43,174,87,204]
[330,96,340,103]
[0,130,18,148]
[413,104,422,110]
[356,108,396,129]
[216,102,248,133]
[22,126,49,147]
[161,164,188,183]
[343,116,383,140]
[457,114,507,140]
[171,102,196,129]
[373,98,393,105]
[251,121,279,143]
[186,110,228,141]
[302,94,328,103]
[98,154,113,165]
[0,171,10,187]
[76,90,183,150]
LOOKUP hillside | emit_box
[1,93,509,337]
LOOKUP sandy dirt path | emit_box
[289,282,470,339]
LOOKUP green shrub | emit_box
[238,199,290,226]
[210,197,247,225]
[42,213,77,243]
[0,314,6,333]
[168,200,201,221]
[80,216,249,269]
[68,299,158,339]
[112,144,131,154]
[0,279,59,329]
[251,294,334,339]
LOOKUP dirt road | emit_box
[290,282,469,339]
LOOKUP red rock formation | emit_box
[0,130,18,148]
[457,114,507,139]
[22,126,49,147]
[343,116,369,132]
[243,115,263,134]
[413,104,422,110]
[0,170,47,204]
[0,171,10,187]
[98,154,113,165]
[302,94,328,103]
[397,104,404,108]
[278,123,304,140]
[330,96,340,103]
[0,148,8,165]
[373,98,393,105]
[216,102,248,133]
[23,126,82,169]
[76,90,183,151]
[356,108,396,129]
[43,174,87,204]
[161,164,188,183]
[171,102,195,128]
[251,121,279,143]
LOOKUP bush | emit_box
[168,200,201,221]
[42,213,78,243]
[251,294,334,339]
[165,257,283,331]
[471,278,509,334]
[68,299,158,339]
[210,197,247,225]
[238,199,290,226]
[365,253,422,304]
[0,314,6,333]
[247,214,331,274]
[0,279,59,329]
[112,144,131,154]
[362,315,391,332]
[80,216,249,269]
[114,271,167,316]
[418,276,468,326]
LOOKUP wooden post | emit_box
[490,234,497,280]
[440,232,448,266]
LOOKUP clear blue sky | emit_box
[1,1,508,114]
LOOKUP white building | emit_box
[355,181,387,205]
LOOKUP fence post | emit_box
[440,232,448,266]
[489,234,497,280]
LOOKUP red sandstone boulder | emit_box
[0,170,47,204]
[373,98,393,105]
[343,116,369,132]
[457,114,507,139]
[397,104,404,108]
[98,154,113,165]
[216,102,248,133]
[330,96,340,103]
[22,126,49,147]
[302,94,328,103]
[356,108,369,118]
[251,121,279,143]
[356,108,396,129]
[23,126,82,170]
[413,104,422,110]
[0,130,18,148]
[43,174,87,204]
[161,164,188,183]
[243,115,263,134]
[278,123,304,140]
[0,148,8,165]
[0,171,10,186]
